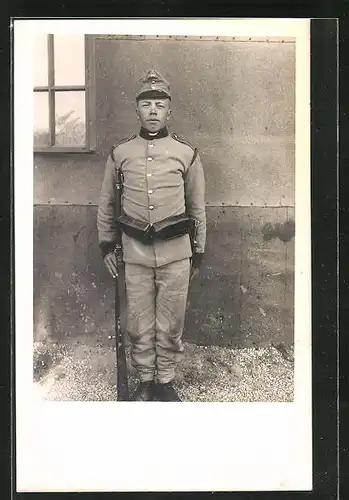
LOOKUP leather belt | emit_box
[117,213,197,245]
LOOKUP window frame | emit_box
[33,34,96,154]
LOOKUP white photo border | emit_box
[14,18,311,492]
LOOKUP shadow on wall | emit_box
[262,220,295,243]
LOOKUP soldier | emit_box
[97,69,206,401]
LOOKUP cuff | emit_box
[191,252,204,268]
[99,241,116,259]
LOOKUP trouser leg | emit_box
[125,263,156,382]
[155,258,190,384]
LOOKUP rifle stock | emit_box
[114,245,129,401]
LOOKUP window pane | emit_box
[34,92,50,146]
[55,91,86,146]
[34,35,48,87]
[54,35,85,86]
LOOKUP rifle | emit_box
[114,160,129,401]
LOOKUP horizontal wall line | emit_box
[207,205,295,209]
[33,203,295,208]
[94,35,295,43]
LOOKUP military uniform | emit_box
[97,70,206,400]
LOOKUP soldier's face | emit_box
[136,98,171,132]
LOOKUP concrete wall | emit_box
[34,36,295,348]
[34,205,294,348]
[34,37,295,206]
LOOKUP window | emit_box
[33,34,96,152]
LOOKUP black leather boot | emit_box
[131,381,155,401]
[156,381,181,402]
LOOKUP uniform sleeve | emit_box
[184,152,206,256]
[97,154,117,257]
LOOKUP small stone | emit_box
[259,307,267,317]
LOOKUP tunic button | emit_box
[147,173,152,177]
[149,205,154,210]
[148,189,153,194]
[147,157,153,161]
[149,143,154,147]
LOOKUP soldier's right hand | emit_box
[104,251,118,279]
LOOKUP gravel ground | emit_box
[33,336,294,402]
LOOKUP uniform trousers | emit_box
[125,258,190,384]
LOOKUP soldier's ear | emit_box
[167,108,171,120]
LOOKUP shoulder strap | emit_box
[110,134,137,162]
[171,132,198,166]
[190,148,198,166]
[171,132,195,150]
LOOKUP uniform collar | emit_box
[139,127,169,140]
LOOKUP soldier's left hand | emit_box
[104,251,118,279]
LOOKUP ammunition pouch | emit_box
[117,213,198,246]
